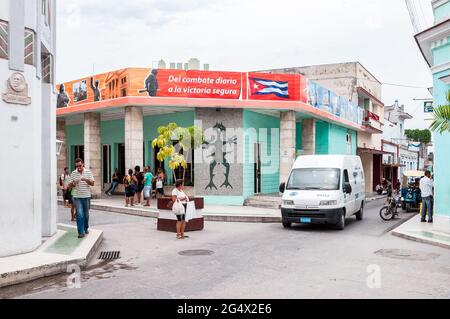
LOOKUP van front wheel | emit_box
[333,210,345,230]
[282,222,292,228]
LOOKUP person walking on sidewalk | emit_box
[143,166,154,207]
[419,170,434,223]
[67,158,95,239]
[60,167,70,207]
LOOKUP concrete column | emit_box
[302,118,316,155]
[41,83,57,237]
[125,106,144,172]
[280,111,296,184]
[56,118,67,174]
[84,112,102,198]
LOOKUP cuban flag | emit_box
[249,77,289,99]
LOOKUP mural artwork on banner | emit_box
[247,72,307,102]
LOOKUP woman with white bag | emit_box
[172,179,189,239]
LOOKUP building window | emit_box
[0,20,8,60]
[41,53,53,83]
[24,29,35,65]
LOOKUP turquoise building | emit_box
[415,0,450,234]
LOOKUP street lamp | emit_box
[56,139,64,156]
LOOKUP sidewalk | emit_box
[58,196,282,223]
[0,224,103,288]
[392,215,450,249]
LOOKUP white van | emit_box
[279,155,365,230]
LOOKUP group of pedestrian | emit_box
[123,166,166,207]
[61,158,95,239]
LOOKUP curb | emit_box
[0,227,103,288]
[391,230,450,250]
[59,200,281,223]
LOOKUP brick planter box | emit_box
[157,196,204,233]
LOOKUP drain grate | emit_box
[178,249,215,256]
[98,251,121,260]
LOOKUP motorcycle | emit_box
[379,193,401,221]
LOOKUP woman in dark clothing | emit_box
[134,165,145,205]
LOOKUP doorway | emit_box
[72,145,84,170]
[118,143,125,177]
[102,145,111,184]
[254,143,262,194]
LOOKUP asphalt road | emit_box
[1,199,449,299]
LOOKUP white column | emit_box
[280,111,296,184]
[125,106,144,171]
[302,118,316,155]
[84,112,102,198]
[41,82,57,237]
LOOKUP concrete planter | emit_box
[157,196,204,233]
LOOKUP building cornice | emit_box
[415,18,450,67]
[432,0,449,10]
[431,61,450,74]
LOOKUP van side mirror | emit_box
[344,182,352,194]
[279,182,286,193]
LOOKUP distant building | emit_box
[262,62,385,194]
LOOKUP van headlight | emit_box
[283,200,294,206]
[319,200,337,206]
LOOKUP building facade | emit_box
[414,0,450,234]
[57,67,364,205]
[382,100,415,183]
[0,0,57,257]
[264,62,385,194]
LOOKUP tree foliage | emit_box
[404,129,431,144]
[430,90,450,134]
[151,123,204,183]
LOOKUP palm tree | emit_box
[430,90,450,133]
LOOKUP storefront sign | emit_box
[424,101,433,113]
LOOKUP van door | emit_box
[343,169,355,214]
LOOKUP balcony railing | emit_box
[362,110,383,133]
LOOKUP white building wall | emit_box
[0,0,56,256]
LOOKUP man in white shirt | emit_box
[419,171,434,223]
[67,158,95,238]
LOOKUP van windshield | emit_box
[286,168,341,191]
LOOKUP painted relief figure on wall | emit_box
[143,69,159,97]
[2,72,31,105]
[203,122,238,190]
[90,77,101,102]
[56,84,70,108]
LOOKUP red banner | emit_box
[140,69,242,99]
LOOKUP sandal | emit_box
[176,234,183,239]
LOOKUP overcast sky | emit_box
[56,0,435,130]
